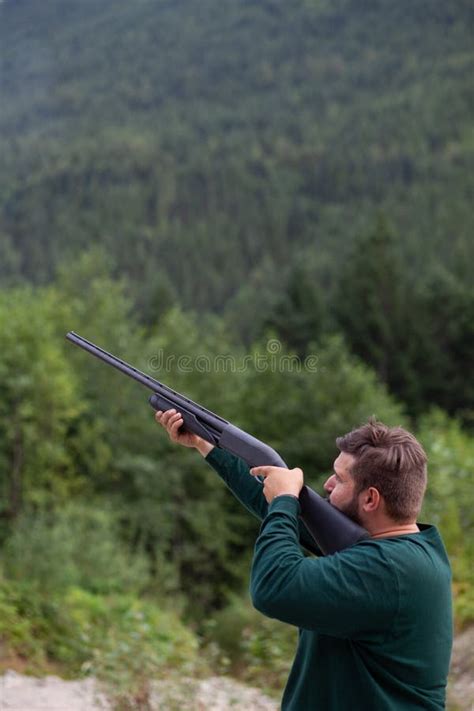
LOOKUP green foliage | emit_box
[0,578,46,667]
[204,593,295,694]
[332,216,474,420]
[66,589,201,705]
[263,258,328,356]
[51,249,147,492]
[2,503,149,596]
[0,286,81,521]
[418,410,474,628]
[334,216,407,381]
[414,269,474,421]
[0,578,201,701]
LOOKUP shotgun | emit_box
[66,331,369,555]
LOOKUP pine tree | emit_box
[334,215,419,408]
[263,259,327,356]
[415,268,474,422]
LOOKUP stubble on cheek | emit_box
[333,492,363,527]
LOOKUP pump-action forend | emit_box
[66,331,370,555]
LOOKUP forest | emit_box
[0,0,472,707]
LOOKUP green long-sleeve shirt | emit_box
[206,447,453,711]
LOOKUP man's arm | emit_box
[250,496,397,638]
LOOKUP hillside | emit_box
[1,0,473,315]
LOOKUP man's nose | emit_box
[324,474,336,493]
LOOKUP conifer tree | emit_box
[334,215,417,405]
[263,260,326,356]
[415,268,474,422]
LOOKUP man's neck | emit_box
[371,523,420,539]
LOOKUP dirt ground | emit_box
[0,673,278,710]
[0,627,472,710]
[447,626,474,710]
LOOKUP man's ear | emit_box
[360,486,381,513]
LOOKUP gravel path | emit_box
[0,672,278,710]
[0,671,110,710]
[1,628,472,710]
[448,626,474,711]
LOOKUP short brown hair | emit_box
[336,418,427,522]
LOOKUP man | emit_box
[155,410,453,710]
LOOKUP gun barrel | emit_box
[66,332,228,432]
[67,331,163,391]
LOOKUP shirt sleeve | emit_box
[205,447,322,555]
[250,495,399,639]
[205,446,268,519]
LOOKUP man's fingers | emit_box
[162,409,180,428]
[170,416,183,437]
[168,412,182,426]
[161,409,176,425]
[155,409,182,429]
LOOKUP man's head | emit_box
[324,418,427,528]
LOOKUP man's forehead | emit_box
[334,451,355,475]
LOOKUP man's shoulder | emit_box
[349,524,451,577]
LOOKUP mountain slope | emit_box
[0,0,472,312]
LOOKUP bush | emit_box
[79,590,202,706]
[0,578,202,705]
[2,502,150,596]
[203,593,296,695]
[418,410,474,628]
[0,578,47,669]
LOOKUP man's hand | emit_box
[155,409,214,457]
[250,465,304,504]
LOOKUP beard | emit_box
[331,492,364,527]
